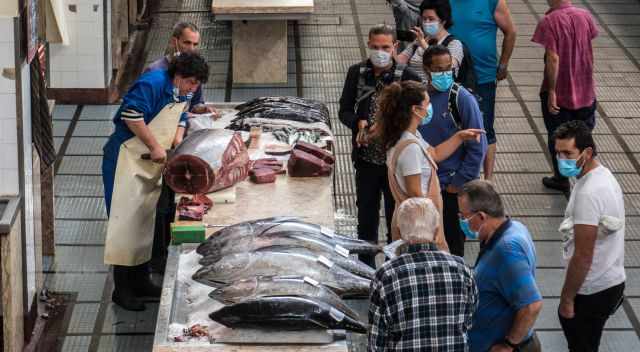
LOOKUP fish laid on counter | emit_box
[198,233,375,279]
[196,218,381,256]
[164,129,250,194]
[192,251,371,297]
[208,276,360,320]
[209,295,368,333]
[234,96,331,127]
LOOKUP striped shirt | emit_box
[368,242,478,352]
[401,36,464,82]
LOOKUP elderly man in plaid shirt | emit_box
[368,197,478,351]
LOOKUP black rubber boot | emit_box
[112,265,146,311]
[133,263,162,298]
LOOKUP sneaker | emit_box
[542,176,569,193]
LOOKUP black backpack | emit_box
[442,34,478,94]
[447,82,464,130]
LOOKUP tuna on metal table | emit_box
[209,295,367,333]
[233,96,331,127]
[199,235,376,280]
[208,276,361,320]
[197,218,381,256]
[192,251,371,297]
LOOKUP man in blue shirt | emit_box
[419,45,487,257]
[459,180,543,352]
[449,0,517,181]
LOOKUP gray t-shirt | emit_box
[387,131,432,195]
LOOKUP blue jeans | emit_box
[476,82,497,145]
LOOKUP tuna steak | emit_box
[208,276,360,320]
[164,129,250,194]
[192,251,371,297]
[209,295,367,333]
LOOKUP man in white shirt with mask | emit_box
[554,120,625,352]
[339,24,422,267]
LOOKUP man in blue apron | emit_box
[102,52,209,311]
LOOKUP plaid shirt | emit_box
[368,242,479,352]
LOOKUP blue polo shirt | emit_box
[469,219,542,352]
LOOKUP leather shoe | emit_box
[112,290,145,311]
[542,176,569,193]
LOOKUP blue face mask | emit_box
[419,103,434,126]
[558,158,582,178]
[430,71,454,92]
[459,214,479,240]
[422,21,440,37]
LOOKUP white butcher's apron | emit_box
[104,102,186,266]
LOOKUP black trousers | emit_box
[442,190,465,257]
[354,159,395,267]
[540,92,596,179]
[150,180,176,272]
[559,282,625,352]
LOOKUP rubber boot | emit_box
[112,265,145,311]
[133,263,162,298]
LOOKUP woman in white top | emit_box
[396,0,464,82]
[375,81,483,244]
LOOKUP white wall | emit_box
[0,0,18,17]
[0,17,19,196]
[49,0,110,89]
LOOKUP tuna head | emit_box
[192,253,253,287]
[208,277,260,304]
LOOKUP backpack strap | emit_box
[441,34,455,47]
[447,82,463,130]
[355,62,376,111]
[393,63,407,82]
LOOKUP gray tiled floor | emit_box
[48,0,640,350]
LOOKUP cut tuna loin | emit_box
[287,149,332,177]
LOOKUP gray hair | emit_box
[397,198,440,243]
[172,21,199,38]
[459,180,505,218]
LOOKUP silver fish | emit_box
[192,251,371,297]
[208,276,361,320]
[209,295,368,333]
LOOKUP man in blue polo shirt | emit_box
[419,45,487,257]
[458,180,543,352]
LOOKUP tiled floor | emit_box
[48,0,640,350]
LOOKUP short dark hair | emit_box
[553,120,598,157]
[168,52,209,84]
[419,0,454,29]
[422,44,451,68]
[369,24,396,41]
[459,180,505,218]
[172,21,199,38]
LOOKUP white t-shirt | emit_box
[387,131,432,196]
[563,165,626,295]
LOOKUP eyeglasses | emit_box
[458,212,479,222]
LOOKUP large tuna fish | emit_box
[198,231,376,280]
[197,219,381,255]
[208,276,360,320]
[192,251,371,297]
[209,295,367,333]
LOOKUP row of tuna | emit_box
[192,217,381,333]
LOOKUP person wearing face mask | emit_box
[553,121,625,352]
[339,24,422,268]
[376,80,484,251]
[102,52,209,311]
[418,45,487,257]
[458,180,543,352]
[396,0,466,83]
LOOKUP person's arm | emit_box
[545,49,560,114]
[559,224,597,318]
[490,301,543,352]
[403,174,424,197]
[429,129,485,163]
[465,266,479,331]
[338,65,361,130]
[494,0,517,80]
[450,91,488,190]
[397,44,415,64]
[367,278,389,351]
[124,120,166,162]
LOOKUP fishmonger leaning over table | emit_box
[101,52,209,311]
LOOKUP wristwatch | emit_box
[502,337,520,350]
[498,63,508,71]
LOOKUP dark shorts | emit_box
[476,82,497,144]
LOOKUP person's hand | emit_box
[368,122,379,138]
[411,26,428,49]
[446,184,460,194]
[456,129,485,143]
[497,63,509,81]
[192,104,220,119]
[548,91,561,115]
[150,146,167,164]
[489,343,513,352]
[559,297,575,319]
[357,120,369,131]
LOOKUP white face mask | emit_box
[369,49,393,68]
